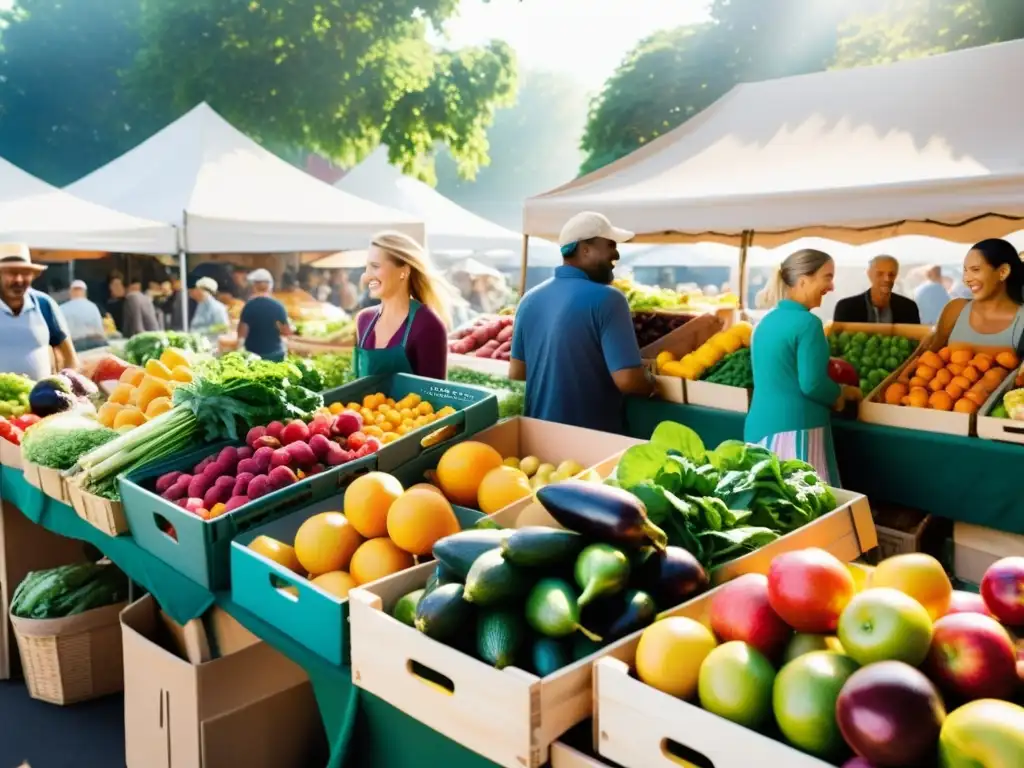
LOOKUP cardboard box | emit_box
[0,500,89,680]
[953,521,1024,585]
[122,595,324,768]
[870,505,951,564]
[347,488,876,768]
[684,379,751,413]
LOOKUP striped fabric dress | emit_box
[756,426,841,488]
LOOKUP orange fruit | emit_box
[950,348,974,365]
[386,488,460,555]
[984,368,1008,385]
[407,483,444,495]
[946,363,965,376]
[907,389,929,408]
[310,571,358,599]
[965,390,987,406]
[635,617,717,699]
[476,466,533,515]
[938,347,953,363]
[294,512,364,575]
[145,396,173,419]
[932,368,952,388]
[928,391,953,411]
[119,367,145,386]
[961,366,980,383]
[884,382,907,405]
[870,553,952,620]
[343,472,404,539]
[435,441,504,506]
[909,377,928,389]
[97,402,123,428]
[953,398,977,414]
[950,375,971,391]
[915,365,936,382]
[349,538,414,585]
[920,351,944,370]
[996,351,1019,370]
[113,406,146,428]
[945,382,964,400]
[109,382,134,405]
[971,354,993,373]
[248,535,303,573]
[145,358,172,380]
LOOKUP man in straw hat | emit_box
[510,212,654,434]
[0,243,78,378]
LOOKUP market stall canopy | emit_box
[0,157,176,254]
[619,244,738,268]
[336,146,522,254]
[311,250,369,269]
[67,103,425,253]
[524,40,1024,248]
[447,257,503,279]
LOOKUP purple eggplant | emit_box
[634,546,709,607]
[536,481,667,551]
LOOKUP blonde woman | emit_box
[746,249,859,486]
[353,231,451,379]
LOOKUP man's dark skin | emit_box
[1,267,79,370]
[509,236,654,397]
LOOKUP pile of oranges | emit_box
[883,346,1019,413]
[321,392,455,445]
[98,349,194,430]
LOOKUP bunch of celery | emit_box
[69,354,323,498]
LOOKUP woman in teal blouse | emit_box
[745,249,860,486]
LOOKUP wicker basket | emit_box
[67,482,128,536]
[10,601,127,705]
[0,438,22,469]
[20,460,69,503]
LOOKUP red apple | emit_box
[981,557,1024,627]
[709,574,791,660]
[767,548,856,633]
[946,589,996,619]
[926,612,1018,702]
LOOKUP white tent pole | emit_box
[179,250,189,331]
[738,230,753,310]
[518,234,529,296]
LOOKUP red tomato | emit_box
[767,548,857,633]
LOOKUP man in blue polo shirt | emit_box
[510,212,654,434]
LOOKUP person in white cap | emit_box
[238,268,291,361]
[60,279,107,350]
[188,276,230,334]
[0,243,79,378]
[510,212,653,434]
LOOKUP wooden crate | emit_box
[21,460,69,504]
[348,488,876,768]
[975,371,1024,445]
[684,380,750,413]
[0,439,22,470]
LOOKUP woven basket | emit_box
[20,460,69,503]
[67,482,128,536]
[10,601,127,705]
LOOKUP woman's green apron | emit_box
[352,300,420,378]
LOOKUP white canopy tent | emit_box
[0,156,175,254]
[523,40,1024,299]
[336,146,522,255]
[68,103,424,253]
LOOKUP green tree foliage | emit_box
[434,69,589,229]
[0,0,517,186]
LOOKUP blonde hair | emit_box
[370,231,453,328]
[756,248,833,309]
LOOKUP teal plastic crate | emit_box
[231,499,483,665]
[322,373,498,473]
[119,444,376,590]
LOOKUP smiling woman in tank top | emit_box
[939,239,1024,353]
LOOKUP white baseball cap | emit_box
[558,212,634,248]
[70,279,87,291]
[247,268,273,283]
[196,276,218,293]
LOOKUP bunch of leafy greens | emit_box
[21,414,118,470]
[71,353,324,498]
[611,422,837,569]
[304,352,356,391]
[122,331,212,366]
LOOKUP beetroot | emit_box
[201,461,222,479]
[308,415,332,438]
[214,475,236,489]
[268,465,298,491]
[245,426,267,447]
[252,435,282,450]
[237,458,260,476]
[285,441,317,467]
[253,447,274,472]
[203,484,232,510]
[266,421,285,440]
[163,483,188,502]
[217,446,239,466]
[194,456,214,474]
[270,448,292,468]
[331,411,362,438]
[280,420,311,445]
[236,446,253,461]
[224,496,249,513]
[364,437,382,453]
[155,471,183,494]
[232,473,254,497]
[187,474,215,500]
[247,475,271,500]
[325,442,352,467]
[347,432,367,451]
[309,434,332,461]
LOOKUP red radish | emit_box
[187,474,214,500]
[236,446,253,461]
[163,483,188,502]
[217,446,239,466]
[203,484,231,510]
[285,441,317,467]
[346,432,367,451]
[309,434,333,461]
[233,473,254,496]
[280,420,310,445]
[268,466,298,491]
[270,448,292,468]
[252,447,274,472]
[266,421,285,440]
[237,458,261,476]
[245,426,267,447]
[325,442,350,466]
[331,411,362,438]
[247,476,271,500]
[194,457,214,474]
[156,472,183,494]
[224,496,249,513]
[214,476,235,488]
[355,444,373,459]
[175,499,189,509]
[308,415,332,438]
[364,437,382,453]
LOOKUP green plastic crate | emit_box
[322,373,498,473]
[231,499,483,665]
[120,443,376,590]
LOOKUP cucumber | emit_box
[463,550,533,607]
[583,590,657,643]
[525,578,601,642]
[422,562,460,598]
[433,529,511,580]
[574,544,630,607]
[393,589,425,627]
[500,527,585,568]
[414,583,473,642]
[476,610,526,670]
[531,637,572,676]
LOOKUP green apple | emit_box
[773,651,859,761]
[783,633,845,665]
[698,641,775,729]
[519,456,540,477]
[939,699,1024,767]
[556,459,584,478]
[535,463,556,481]
[837,588,933,667]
